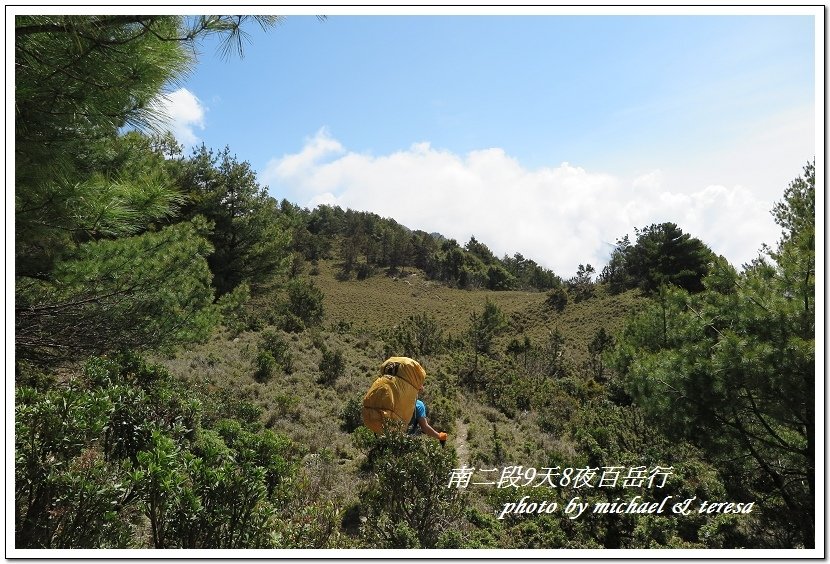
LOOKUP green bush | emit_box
[254,350,277,383]
[258,328,294,375]
[386,312,445,358]
[317,348,345,385]
[425,393,458,433]
[15,352,305,549]
[341,397,364,433]
[356,262,374,280]
[545,286,568,312]
[15,385,132,548]
[281,278,324,332]
[358,432,463,548]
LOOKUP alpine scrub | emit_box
[14,13,815,551]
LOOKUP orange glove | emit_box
[438,432,448,442]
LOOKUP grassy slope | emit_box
[161,258,645,507]
[315,259,642,367]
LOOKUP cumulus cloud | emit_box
[271,127,345,179]
[262,130,781,276]
[149,88,206,148]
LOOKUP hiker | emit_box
[362,356,447,444]
[408,382,448,445]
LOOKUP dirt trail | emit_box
[454,418,470,467]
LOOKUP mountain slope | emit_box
[160,257,645,507]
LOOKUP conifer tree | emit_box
[615,162,816,548]
[15,16,278,364]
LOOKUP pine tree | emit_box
[615,162,816,548]
[15,16,279,365]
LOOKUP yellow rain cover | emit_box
[361,357,426,433]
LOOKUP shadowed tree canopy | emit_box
[174,145,291,297]
[600,223,713,295]
[628,222,714,294]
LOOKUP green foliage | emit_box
[15,17,189,197]
[506,335,532,361]
[486,264,517,291]
[318,348,346,385]
[536,390,580,437]
[613,163,816,548]
[501,252,563,290]
[258,328,294,375]
[566,264,596,302]
[598,235,634,294]
[15,352,308,549]
[386,312,445,358]
[14,15,279,366]
[482,399,733,549]
[610,223,714,295]
[422,377,460,432]
[254,351,278,383]
[491,424,505,465]
[17,219,221,365]
[358,432,464,548]
[16,16,278,174]
[284,205,560,291]
[216,282,252,335]
[771,160,814,254]
[586,327,615,381]
[545,286,569,312]
[281,278,325,332]
[175,145,291,296]
[341,397,364,433]
[523,329,568,382]
[468,299,506,356]
[15,383,126,548]
[465,236,498,264]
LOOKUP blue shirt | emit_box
[408,400,426,434]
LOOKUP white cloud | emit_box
[632,169,663,191]
[268,127,345,180]
[150,88,206,148]
[262,130,782,276]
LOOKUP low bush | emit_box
[318,348,345,385]
[341,396,364,433]
[14,352,310,549]
[358,432,464,548]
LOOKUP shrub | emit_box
[341,396,364,433]
[356,262,373,280]
[216,282,251,336]
[282,278,324,332]
[279,314,300,333]
[386,312,444,358]
[254,350,277,383]
[358,432,463,548]
[318,348,345,385]
[545,286,568,312]
[425,394,458,433]
[468,300,506,357]
[259,329,294,374]
[15,385,132,548]
[15,352,300,549]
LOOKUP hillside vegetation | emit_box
[14,16,815,551]
[160,258,644,464]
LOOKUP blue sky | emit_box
[159,11,819,276]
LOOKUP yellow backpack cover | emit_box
[361,357,426,433]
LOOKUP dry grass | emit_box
[314,259,643,370]
[314,261,547,337]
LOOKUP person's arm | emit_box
[417,416,447,442]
